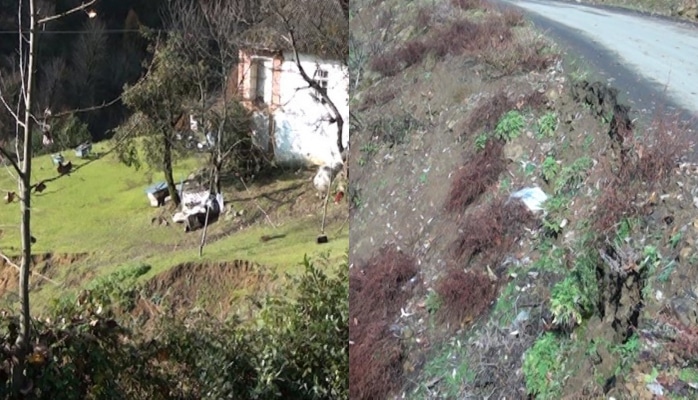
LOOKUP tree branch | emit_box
[37,0,98,25]
[0,251,60,285]
[49,95,121,119]
[283,24,345,154]
[0,146,22,177]
[0,93,25,129]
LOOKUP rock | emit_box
[503,142,524,162]
[680,246,693,261]
[670,296,698,327]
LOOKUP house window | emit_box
[312,68,329,104]
[249,58,272,104]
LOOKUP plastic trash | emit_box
[510,187,548,213]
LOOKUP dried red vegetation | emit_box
[445,140,505,213]
[349,247,419,400]
[464,90,546,135]
[434,268,496,327]
[429,16,513,58]
[593,178,641,234]
[359,87,398,111]
[636,112,689,183]
[450,0,486,11]
[593,110,689,234]
[452,196,534,264]
[371,14,517,77]
[500,7,525,26]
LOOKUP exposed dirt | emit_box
[135,260,276,322]
[350,0,698,398]
[0,252,88,295]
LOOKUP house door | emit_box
[252,59,273,104]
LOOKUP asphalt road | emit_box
[503,0,698,128]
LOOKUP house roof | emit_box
[240,1,347,62]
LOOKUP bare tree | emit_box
[166,0,267,195]
[0,0,98,393]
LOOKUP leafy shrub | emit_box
[0,255,348,400]
[554,156,593,195]
[474,132,489,151]
[541,156,559,183]
[523,333,567,398]
[494,110,524,142]
[34,114,92,156]
[537,112,558,138]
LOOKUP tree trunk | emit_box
[13,0,37,393]
[162,133,181,207]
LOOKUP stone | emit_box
[680,246,693,262]
[503,142,524,162]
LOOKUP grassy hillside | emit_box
[0,141,348,315]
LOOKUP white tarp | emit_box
[510,187,548,213]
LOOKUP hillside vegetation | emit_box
[350,0,698,398]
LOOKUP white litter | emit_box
[510,187,548,213]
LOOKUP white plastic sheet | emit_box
[510,187,548,213]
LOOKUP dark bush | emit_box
[445,140,505,213]
[435,269,496,327]
[0,256,348,400]
[452,196,533,264]
[350,247,419,400]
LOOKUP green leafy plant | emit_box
[474,132,489,151]
[425,290,442,314]
[494,110,525,142]
[542,195,568,238]
[554,156,593,195]
[360,142,379,159]
[523,333,566,398]
[550,277,585,327]
[541,156,560,183]
[670,232,683,249]
[537,112,557,138]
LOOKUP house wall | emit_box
[275,51,349,166]
[238,49,349,167]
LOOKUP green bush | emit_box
[523,333,567,398]
[0,255,348,399]
[33,114,92,156]
[537,112,557,138]
[494,110,524,142]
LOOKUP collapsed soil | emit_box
[135,260,276,322]
[0,252,88,296]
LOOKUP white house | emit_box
[235,47,349,167]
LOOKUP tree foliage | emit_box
[0,255,349,399]
[118,34,201,205]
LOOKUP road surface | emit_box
[505,0,698,126]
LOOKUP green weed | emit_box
[537,112,557,138]
[494,110,525,142]
[679,367,698,384]
[554,156,593,195]
[474,132,489,151]
[425,290,442,314]
[541,156,560,183]
[523,333,567,398]
[670,232,683,249]
[550,277,585,327]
